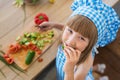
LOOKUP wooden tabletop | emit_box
[0,0,72,80]
[0,0,119,80]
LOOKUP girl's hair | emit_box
[66,15,98,64]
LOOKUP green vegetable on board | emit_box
[25,50,35,65]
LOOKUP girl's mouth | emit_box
[64,42,76,50]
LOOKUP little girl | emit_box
[39,14,97,80]
[39,0,120,80]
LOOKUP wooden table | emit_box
[0,0,72,80]
[0,0,119,80]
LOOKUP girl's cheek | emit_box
[79,47,85,52]
[76,44,87,52]
[62,32,69,42]
[62,35,67,43]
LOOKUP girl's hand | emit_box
[63,46,81,73]
[39,22,64,31]
[38,22,55,31]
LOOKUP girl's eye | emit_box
[79,36,85,41]
[68,28,73,33]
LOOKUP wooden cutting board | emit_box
[4,25,60,70]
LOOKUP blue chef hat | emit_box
[70,0,120,53]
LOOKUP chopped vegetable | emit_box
[38,58,43,62]
[19,37,29,45]
[17,30,54,50]
[8,43,21,54]
[0,54,24,72]
[16,36,21,41]
[3,54,14,64]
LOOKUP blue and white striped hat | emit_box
[70,0,120,52]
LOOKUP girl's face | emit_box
[62,26,89,52]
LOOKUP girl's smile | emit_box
[62,26,89,52]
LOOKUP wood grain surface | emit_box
[0,0,72,80]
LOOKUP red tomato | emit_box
[3,54,14,64]
[5,58,14,64]
[38,58,43,62]
[3,54,9,58]
[36,50,42,55]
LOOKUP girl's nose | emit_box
[66,36,76,48]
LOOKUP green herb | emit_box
[13,0,24,8]
[62,45,64,50]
